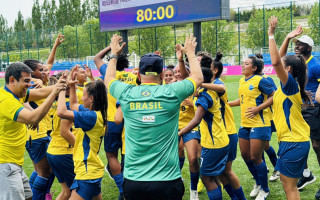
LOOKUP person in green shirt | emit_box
[104,34,203,200]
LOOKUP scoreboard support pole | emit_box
[193,22,201,53]
[121,30,129,54]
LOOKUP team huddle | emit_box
[0,16,319,200]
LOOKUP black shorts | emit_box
[302,104,320,140]
[123,178,184,200]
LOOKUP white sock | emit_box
[303,168,311,177]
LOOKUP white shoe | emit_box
[190,189,199,200]
[250,184,261,197]
[255,190,269,200]
[269,170,280,181]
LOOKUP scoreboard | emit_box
[99,0,230,32]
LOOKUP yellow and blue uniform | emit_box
[47,100,76,187]
[273,73,310,178]
[0,86,29,166]
[195,88,229,176]
[179,95,200,143]
[238,75,275,140]
[100,64,136,153]
[70,105,105,199]
[213,78,238,162]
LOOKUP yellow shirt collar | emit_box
[306,55,313,64]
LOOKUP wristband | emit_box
[108,54,118,61]
[269,35,275,40]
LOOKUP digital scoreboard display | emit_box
[99,0,230,32]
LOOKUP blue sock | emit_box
[207,186,222,200]
[113,173,124,193]
[29,171,38,189]
[262,152,266,163]
[190,172,199,190]
[234,186,246,200]
[46,173,55,193]
[254,161,269,192]
[245,161,260,185]
[179,157,185,170]
[224,184,237,200]
[266,146,277,168]
[32,176,48,200]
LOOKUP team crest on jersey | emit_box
[141,90,151,97]
[142,116,155,122]
[249,84,254,90]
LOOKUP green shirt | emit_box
[109,78,196,181]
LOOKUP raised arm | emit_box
[60,119,76,146]
[176,47,189,79]
[47,33,65,71]
[178,105,205,136]
[176,34,203,88]
[105,35,126,87]
[28,85,55,102]
[279,25,303,58]
[94,46,111,71]
[268,16,289,85]
[57,90,75,121]
[16,78,67,125]
[68,67,80,111]
[201,83,226,93]
[84,65,95,82]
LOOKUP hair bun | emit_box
[255,53,263,59]
[215,52,223,62]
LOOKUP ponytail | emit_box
[212,52,223,78]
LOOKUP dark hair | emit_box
[202,67,213,83]
[212,52,223,78]
[201,54,213,69]
[197,51,211,57]
[116,53,129,71]
[248,54,264,75]
[284,55,311,104]
[85,80,108,126]
[23,59,42,78]
[166,64,175,70]
[5,62,33,84]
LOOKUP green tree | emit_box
[82,0,91,22]
[14,11,26,32]
[90,0,99,19]
[308,2,320,45]
[0,14,8,34]
[25,18,33,31]
[32,0,42,30]
[70,0,82,25]
[57,0,71,27]
[49,0,58,29]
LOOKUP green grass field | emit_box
[0,76,319,199]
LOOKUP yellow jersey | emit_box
[178,95,198,131]
[238,75,275,127]
[108,70,137,122]
[76,84,84,104]
[73,105,106,180]
[47,101,75,155]
[262,75,277,122]
[0,86,29,166]
[213,78,237,135]
[273,74,310,142]
[27,98,48,140]
[195,89,229,149]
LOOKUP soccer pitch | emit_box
[0,76,319,200]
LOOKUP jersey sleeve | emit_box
[108,79,131,100]
[116,101,121,108]
[169,78,196,101]
[282,73,299,96]
[213,79,226,96]
[267,77,277,90]
[78,104,90,111]
[0,98,25,121]
[258,78,275,96]
[99,64,107,79]
[195,91,213,111]
[73,110,97,132]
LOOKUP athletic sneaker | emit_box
[297,172,316,190]
[105,164,113,179]
[197,180,205,193]
[255,190,269,200]
[45,193,53,200]
[250,184,261,197]
[269,170,280,181]
[118,192,124,200]
[315,188,320,200]
[190,189,199,200]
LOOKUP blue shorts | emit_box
[271,120,276,133]
[200,145,229,177]
[275,141,310,178]
[227,134,238,162]
[238,127,271,140]
[25,136,51,164]
[47,153,75,188]
[179,130,200,144]
[70,178,102,200]
[104,121,123,153]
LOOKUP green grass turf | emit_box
[0,76,319,199]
